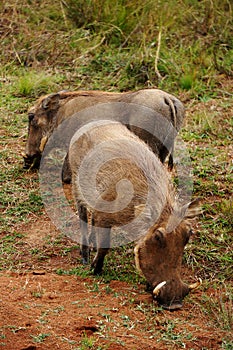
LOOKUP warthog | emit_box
[69,120,201,310]
[23,89,185,181]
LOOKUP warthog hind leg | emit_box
[78,204,90,264]
[89,215,97,251]
[91,227,110,275]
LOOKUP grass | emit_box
[157,319,195,348]
[55,244,144,284]
[0,0,232,348]
[0,167,42,230]
[1,0,232,95]
[31,333,50,343]
[12,70,64,97]
[198,284,233,335]
[79,335,97,349]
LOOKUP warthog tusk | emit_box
[189,278,202,291]
[39,136,48,152]
[21,152,27,158]
[153,281,167,297]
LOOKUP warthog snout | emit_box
[153,278,202,310]
[153,280,190,310]
[22,153,41,169]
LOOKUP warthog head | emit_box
[22,93,60,169]
[134,199,202,310]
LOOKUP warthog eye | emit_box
[153,229,166,248]
[183,228,193,246]
[28,113,35,122]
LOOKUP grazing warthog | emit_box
[23,89,185,181]
[69,120,201,310]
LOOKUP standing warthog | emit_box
[69,120,201,310]
[22,89,185,181]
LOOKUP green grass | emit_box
[55,244,144,284]
[199,284,233,331]
[31,333,50,343]
[79,335,97,349]
[11,70,64,97]
[1,0,232,95]
[0,166,42,230]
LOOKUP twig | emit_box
[60,0,69,29]
[13,47,23,65]
[216,89,233,97]
[121,22,141,48]
[154,28,162,81]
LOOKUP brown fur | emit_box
[69,120,169,227]
[23,89,185,178]
[69,120,201,309]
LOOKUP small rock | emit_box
[32,270,46,275]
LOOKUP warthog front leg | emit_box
[78,204,89,264]
[88,215,97,251]
[91,227,110,275]
[62,153,72,184]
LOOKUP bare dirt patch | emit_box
[0,213,231,350]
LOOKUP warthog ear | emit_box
[42,93,60,110]
[152,228,167,248]
[183,198,202,219]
